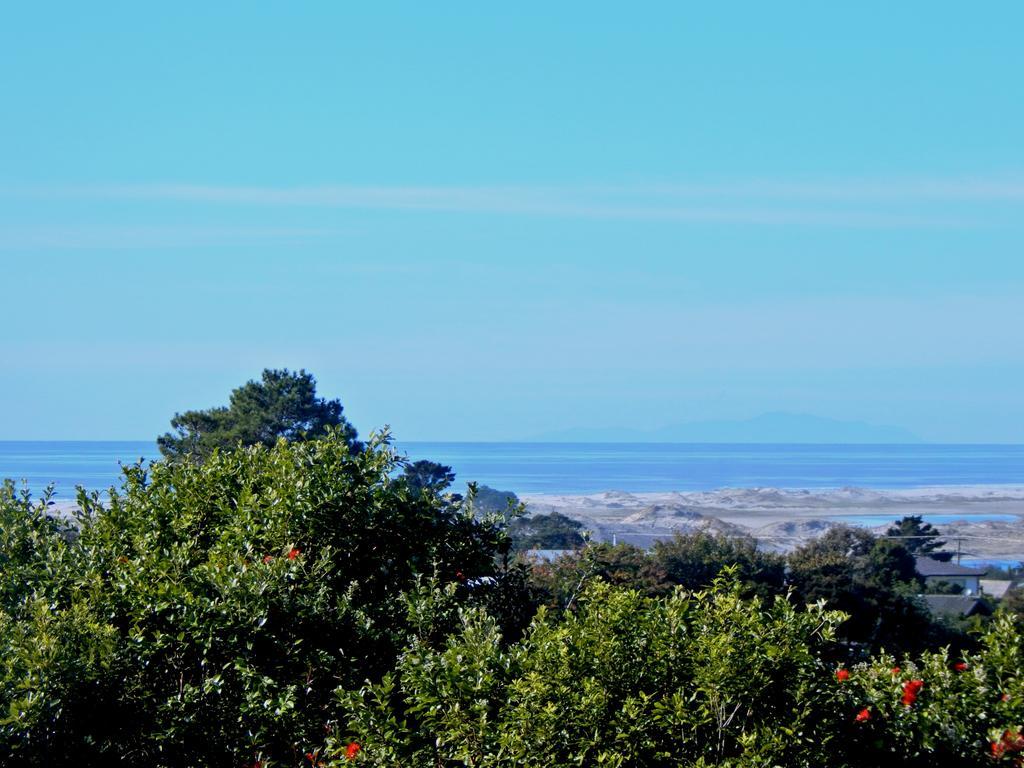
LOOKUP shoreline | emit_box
[520,485,1024,562]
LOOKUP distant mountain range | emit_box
[532,411,921,443]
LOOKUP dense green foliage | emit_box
[528,528,950,655]
[469,485,520,516]
[0,431,505,766]
[334,580,1024,768]
[886,515,951,560]
[158,369,358,461]
[401,460,456,494]
[786,526,938,653]
[2,432,1023,767]
[1006,587,1024,616]
[530,542,670,608]
[508,511,587,552]
[651,531,786,599]
[338,577,849,767]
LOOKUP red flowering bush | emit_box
[901,679,924,706]
[990,728,1024,761]
[837,613,1024,767]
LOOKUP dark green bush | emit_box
[335,575,849,767]
[0,430,506,767]
[333,579,1024,768]
[3,440,1023,767]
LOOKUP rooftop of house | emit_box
[914,556,988,578]
[921,594,990,618]
[523,548,576,563]
[980,579,1018,599]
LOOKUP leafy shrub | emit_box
[333,578,1024,767]
[650,531,786,599]
[529,542,670,609]
[836,612,1024,767]
[508,511,586,552]
[335,574,848,767]
[0,430,506,767]
[468,486,520,517]
[787,526,938,654]
[4,439,1024,767]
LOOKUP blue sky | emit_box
[1,3,1022,441]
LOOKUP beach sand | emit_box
[521,486,1024,562]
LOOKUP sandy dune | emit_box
[521,486,1024,561]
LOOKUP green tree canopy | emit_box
[402,460,456,494]
[650,530,786,599]
[0,430,507,765]
[157,368,358,461]
[530,542,669,608]
[339,578,851,768]
[786,526,937,653]
[509,511,587,552]
[469,485,520,516]
[885,514,951,560]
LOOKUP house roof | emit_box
[980,579,1018,599]
[915,556,987,578]
[523,549,575,563]
[921,594,990,618]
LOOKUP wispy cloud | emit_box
[0,226,338,250]
[5,176,1024,228]
[611,178,1024,201]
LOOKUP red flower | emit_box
[991,729,1024,759]
[288,547,301,560]
[890,667,901,676]
[855,707,871,723]
[953,661,968,672]
[455,570,465,581]
[1001,729,1024,752]
[901,679,924,706]
[1001,693,1011,702]
[263,555,274,564]
[835,668,850,682]
[345,742,361,760]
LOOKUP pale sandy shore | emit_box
[521,486,1024,562]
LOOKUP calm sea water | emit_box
[1,441,1023,499]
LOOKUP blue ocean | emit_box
[1,441,1023,499]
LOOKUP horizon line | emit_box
[2,438,1023,446]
